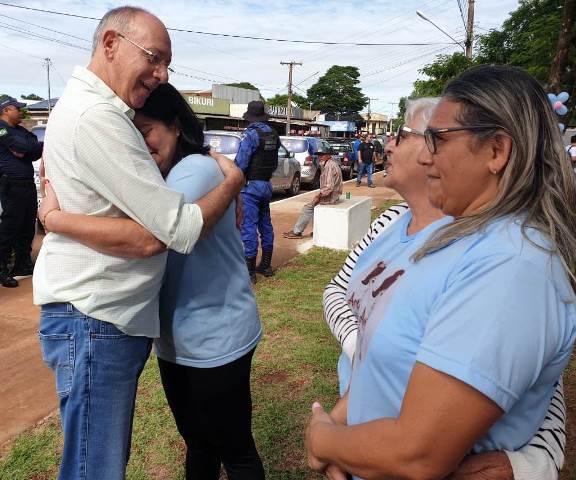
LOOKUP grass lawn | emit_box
[2,199,575,480]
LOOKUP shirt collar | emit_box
[72,66,135,120]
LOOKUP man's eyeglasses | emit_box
[423,125,507,154]
[117,32,170,69]
[394,124,424,146]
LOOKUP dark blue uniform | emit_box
[235,122,278,259]
[0,119,43,275]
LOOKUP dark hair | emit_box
[571,135,576,144]
[137,83,209,164]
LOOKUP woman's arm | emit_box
[40,180,165,258]
[307,362,503,480]
[323,204,409,360]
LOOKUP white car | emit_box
[204,130,302,196]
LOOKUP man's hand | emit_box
[209,149,245,196]
[9,148,25,158]
[447,451,514,480]
[235,194,243,230]
[312,193,321,206]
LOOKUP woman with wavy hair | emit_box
[306,65,576,480]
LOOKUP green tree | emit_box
[409,0,575,123]
[20,93,44,101]
[306,66,367,115]
[224,82,259,91]
[411,53,473,98]
[266,93,308,108]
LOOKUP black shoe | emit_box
[245,256,257,284]
[256,250,274,277]
[0,270,18,288]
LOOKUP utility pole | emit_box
[465,0,475,60]
[44,57,52,114]
[366,98,378,135]
[280,61,302,135]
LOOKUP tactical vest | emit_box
[246,128,279,181]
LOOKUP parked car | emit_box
[280,136,340,189]
[326,138,354,180]
[204,130,302,196]
[279,136,319,189]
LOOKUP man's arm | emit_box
[72,105,240,254]
[40,180,165,258]
[0,127,43,161]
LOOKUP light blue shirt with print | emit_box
[154,154,262,368]
[346,212,575,459]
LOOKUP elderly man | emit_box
[0,97,43,287]
[33,6,243,480]
[283,145,342,239]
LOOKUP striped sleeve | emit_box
[505,378,566,480]
[322,203,409,360]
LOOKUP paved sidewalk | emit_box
[0,178,401,448]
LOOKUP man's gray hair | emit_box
[91,6,150,56]
[404,97,439,131]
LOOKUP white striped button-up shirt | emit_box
[33,66,202,337]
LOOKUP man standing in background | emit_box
[235,100,280,283]
[356,134,375,188]
[0,97,43,288]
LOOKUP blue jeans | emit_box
[38,303,152,480]
[356,162,373,186]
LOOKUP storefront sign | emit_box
[184,94,230,115]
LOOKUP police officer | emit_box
[0,97,43,287]
[235,101,280,283]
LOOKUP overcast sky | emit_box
[0,0,519,117]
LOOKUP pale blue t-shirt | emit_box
[154,154,262,368]
[346,211,575,456]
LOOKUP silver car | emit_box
[280,136,339,189]
[204,130,301,196]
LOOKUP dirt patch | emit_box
[560,355,575,480]
[258,371,289,384]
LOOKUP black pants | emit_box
[0,177,37,263]
[158,348,265,480]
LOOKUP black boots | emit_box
[256,250,274,277]
[0,260,18,288]
[245,256,257,284]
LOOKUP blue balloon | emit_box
[556,105,568,116]
[559,123,565,133]
[548,93,557,104]
[558,92,569,103]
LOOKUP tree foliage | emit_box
[307,66,367,115]
[21,93,44,101]
[224,82,259,91]
[266,93,308,108]
[408,0,575,123]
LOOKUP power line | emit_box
[0,2,457,46]
[0,12,90,42]
[0,21,90,51]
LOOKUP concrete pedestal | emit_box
[313,196,372,250]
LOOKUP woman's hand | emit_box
[305,402,337,474]
[38,179,61,232]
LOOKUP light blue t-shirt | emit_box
[346,212,575,455]
[154,154,262,368]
